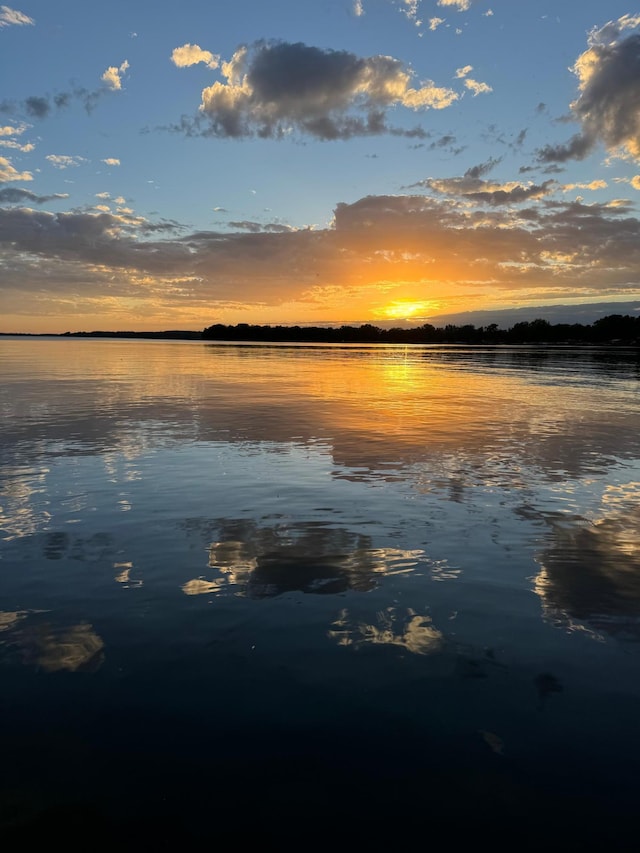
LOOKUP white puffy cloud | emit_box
[188,40,458,140]
[101,60,130,91]
[353,0,364,15]
[0,5,34,27]
[171,43,220,70]
[102,158,120,166]
[455,65,473,78]
[0,155,32,182]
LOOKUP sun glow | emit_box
[379,300,437,320]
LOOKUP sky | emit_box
[1,0,640,333]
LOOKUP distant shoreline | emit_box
[1,315,639,346]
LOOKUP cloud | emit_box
[464,77,492,96]
[0,138,34,151]
[454,65,492,95]
[0,187,67,203]
[177,40,458,140]
[437,0,471,10]
[463,156,502,179]
[102,157,120,166]
[171,43,220,70]
[46,154,87,169]
[0,123,26,136]
[0,124,34,151]
[562,179,607,192]
[1,84,114,119]
[101,60,129,91]
[632,176,640,190]
[538,15,640,163]
[353,0,364,16]
[400,1,421,26]
[0,5,34,27]
[228,220,297,233]
[419,172,556,205]
[429,17,444,31]
[3,190,640,326]
[0,154,32,182]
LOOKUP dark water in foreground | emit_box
[1,338,640,847]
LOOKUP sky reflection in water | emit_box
[1,338,640,843]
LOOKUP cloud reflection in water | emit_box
[534,484,640,639]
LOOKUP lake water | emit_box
[1,337,640,846]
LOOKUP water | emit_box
[1,338,640,846]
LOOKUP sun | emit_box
[378,300,437,321]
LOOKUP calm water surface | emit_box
[1,338,640,845]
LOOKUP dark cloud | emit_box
[465,180,556,205]
[463,156,501,179]
[513,128,527,147]
[0,85,116,121]
[429,133,456,149]
[537,16,640,163]
[228,220,262,232]
[24,96,50,118]
[536,132,593,164]
[0,187,69,204]
[173,40,457,140]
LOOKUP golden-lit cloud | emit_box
[175,40,458,140]
[102,157,120,166]
[399,0,421,26]
[464,77,492,96]
[171,43,220,69]
[631,175,640,190]
[101,60,130,91]
[438,0,471,10]
[0,154,32,182]
[562,179,607,192]
[0,123,26,136]
[0,138,34,151]
[429,17,445,30]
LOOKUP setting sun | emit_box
[378,301,439,321]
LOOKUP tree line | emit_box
[202,315,640,345]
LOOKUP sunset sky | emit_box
[2,0,640,332]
